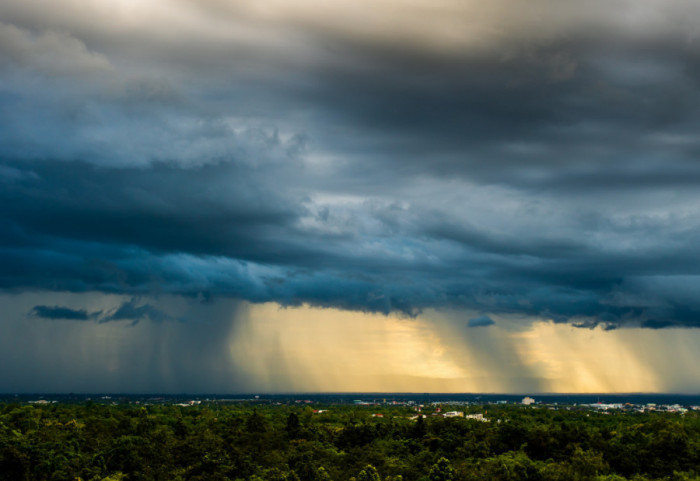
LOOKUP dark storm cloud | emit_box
[467,315,495,328]
[31,305,94,321]
[2,1,700,329]
[5,150,700,328]
[29,299,175,325]
[303,37,700,191]
[640,319,674,329]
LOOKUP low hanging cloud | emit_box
[467,315,496,328]
[101,299,177,325]
[2,0,700,330]
[30,299,175,326]
[31,305,95,321]
[640,320,675,330]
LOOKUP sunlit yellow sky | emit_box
[232,303,700,393]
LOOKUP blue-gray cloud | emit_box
[29,299,174,325]
[101,299,176,325]
[640,320,675,330]
[467,315,495,328]
[31,305,94,321]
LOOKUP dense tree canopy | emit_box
[0,402,699,480]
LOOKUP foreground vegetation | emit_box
[1,402,699,481]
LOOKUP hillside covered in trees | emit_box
[1,402,699,481]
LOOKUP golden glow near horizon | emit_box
[2,292,700,393]
[231,303,700,393]
[229,303,468,392]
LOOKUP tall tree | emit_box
[358,465,381,481]
[429,458,453,481]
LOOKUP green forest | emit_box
[1,402,699,481]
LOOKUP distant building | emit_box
[444,411,464,417]
[465,413,488,422]
[522,397,535,405]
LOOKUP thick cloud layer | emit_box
[2,1,700,328]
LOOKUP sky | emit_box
[2,0,700,393]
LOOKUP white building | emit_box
[465,413,488,422]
